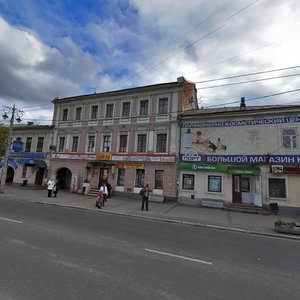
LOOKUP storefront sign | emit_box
[52,153,96,160]
[271,165,283,174]
[112,154,175,163]
[116,163,145,169]
[227,167,261,175]
[12,141,23,151]
[182,116,300,129]
[96,153,112,160]
[9,152,46,159]
[180,153,300,165]
[180,163,228,172]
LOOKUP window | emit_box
[282,128,297,149]
[106,104,114,118]
[117,169,125,186]
[59,137,65,152]
[91,106,98,119]
[268,178,287,198]
[87,136,95,152]
[155,170,164,189]
[182,174,195,190]
[36,137,44,152]
[71,136,79,152]
[135,169,145,187]
[103,135,111,152]
[16,137,22,141]
[156,134,167,152]
[241,177,250,193]
[122,102,130,117]
[158,98,168,114]
[75,107,82,121]
[208,175,222,193]
[21,165,27,178]
[25,137,32,152]
[119,135,128,152]
[137,134,147,152]
[140,100,149,116]
[62,109,68,121]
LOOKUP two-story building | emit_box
[8,124,54,186]
[178,100,300,213]
[49,77,198,200]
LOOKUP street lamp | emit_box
[0,105,23,193]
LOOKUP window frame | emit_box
[207,175,222,194]
[103,135,111,153]
[139,100,149,116]
[25,137,32,152]
[75,107,82,121]
[71,136,79,152]
[182,174,195,190]
[36,137,44,152]
[59,137,65,152]
[106,103,114,118]
[62,108,68,121]
[156,133,167,153]
[117,168,125,186]
[281,127,297,149]
[91,105,98,120]
[137,134,147,153]
[268,176,287,199]
[119,134,128,153]
[122,102,131,117]
[87,135,95,152]
[158,97,168,114]
[155,170,164,189]
[135,169,145,188]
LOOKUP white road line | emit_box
[145,248,212,265]
[0,216,23,224]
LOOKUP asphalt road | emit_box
[0,198,299,300]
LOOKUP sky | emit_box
[0,0,300,125]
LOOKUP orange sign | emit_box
[96,153,112,160]
[116,163,144,169]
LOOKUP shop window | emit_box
[21,165,27,178]
[103,135,111,152]
[25,137,32,152]
[135,169,145,187]
[137,134,147,152]
[155,170,164,189]
[182,174,195,190]
[59,137,65,152]
[140,100,149,116]
[282,128,297,149]
[117,169,125,186]
[106,104,114,118]
[36,137,44,152]
[208,175,222,193]
[268,178,287,198]
[241,177,250,193]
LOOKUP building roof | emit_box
[181,105,300,117]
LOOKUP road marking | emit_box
[0,216,23,224]
[145,248,212,265]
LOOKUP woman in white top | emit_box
[47,178,55,198]
[99,183,109,205]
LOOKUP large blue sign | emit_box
[8,152,47,159]
[180,154,300,165]
[12,140,23,152]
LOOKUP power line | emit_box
[196,72,300,90]
[195,65,300,83]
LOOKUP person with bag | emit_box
[96,190,103,209]
[47,178,55,197]
[140,183,151,211]
[99,183,109,206]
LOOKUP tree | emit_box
[0,124,9,157]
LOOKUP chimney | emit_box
[240,97,246,110]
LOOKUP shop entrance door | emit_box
[232,175,242,203]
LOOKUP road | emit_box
[0,198,299,300]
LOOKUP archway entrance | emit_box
[56,168,72,190]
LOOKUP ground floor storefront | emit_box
[49,153,177,201]
[178,163,300,213]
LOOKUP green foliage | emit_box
[0,124,9,157]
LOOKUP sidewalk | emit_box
[1,185,300,240]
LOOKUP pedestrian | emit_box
[99,183,109,206]
[96,190,103,209]
[53,181,58,198]
[106,182,112,198]
[47,178,55,197]
[140,183,151,211]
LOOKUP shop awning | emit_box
[227,166,261,175]
[24,159,47,168]
[0,160,17,169]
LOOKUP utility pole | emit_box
[0,105,23,193]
